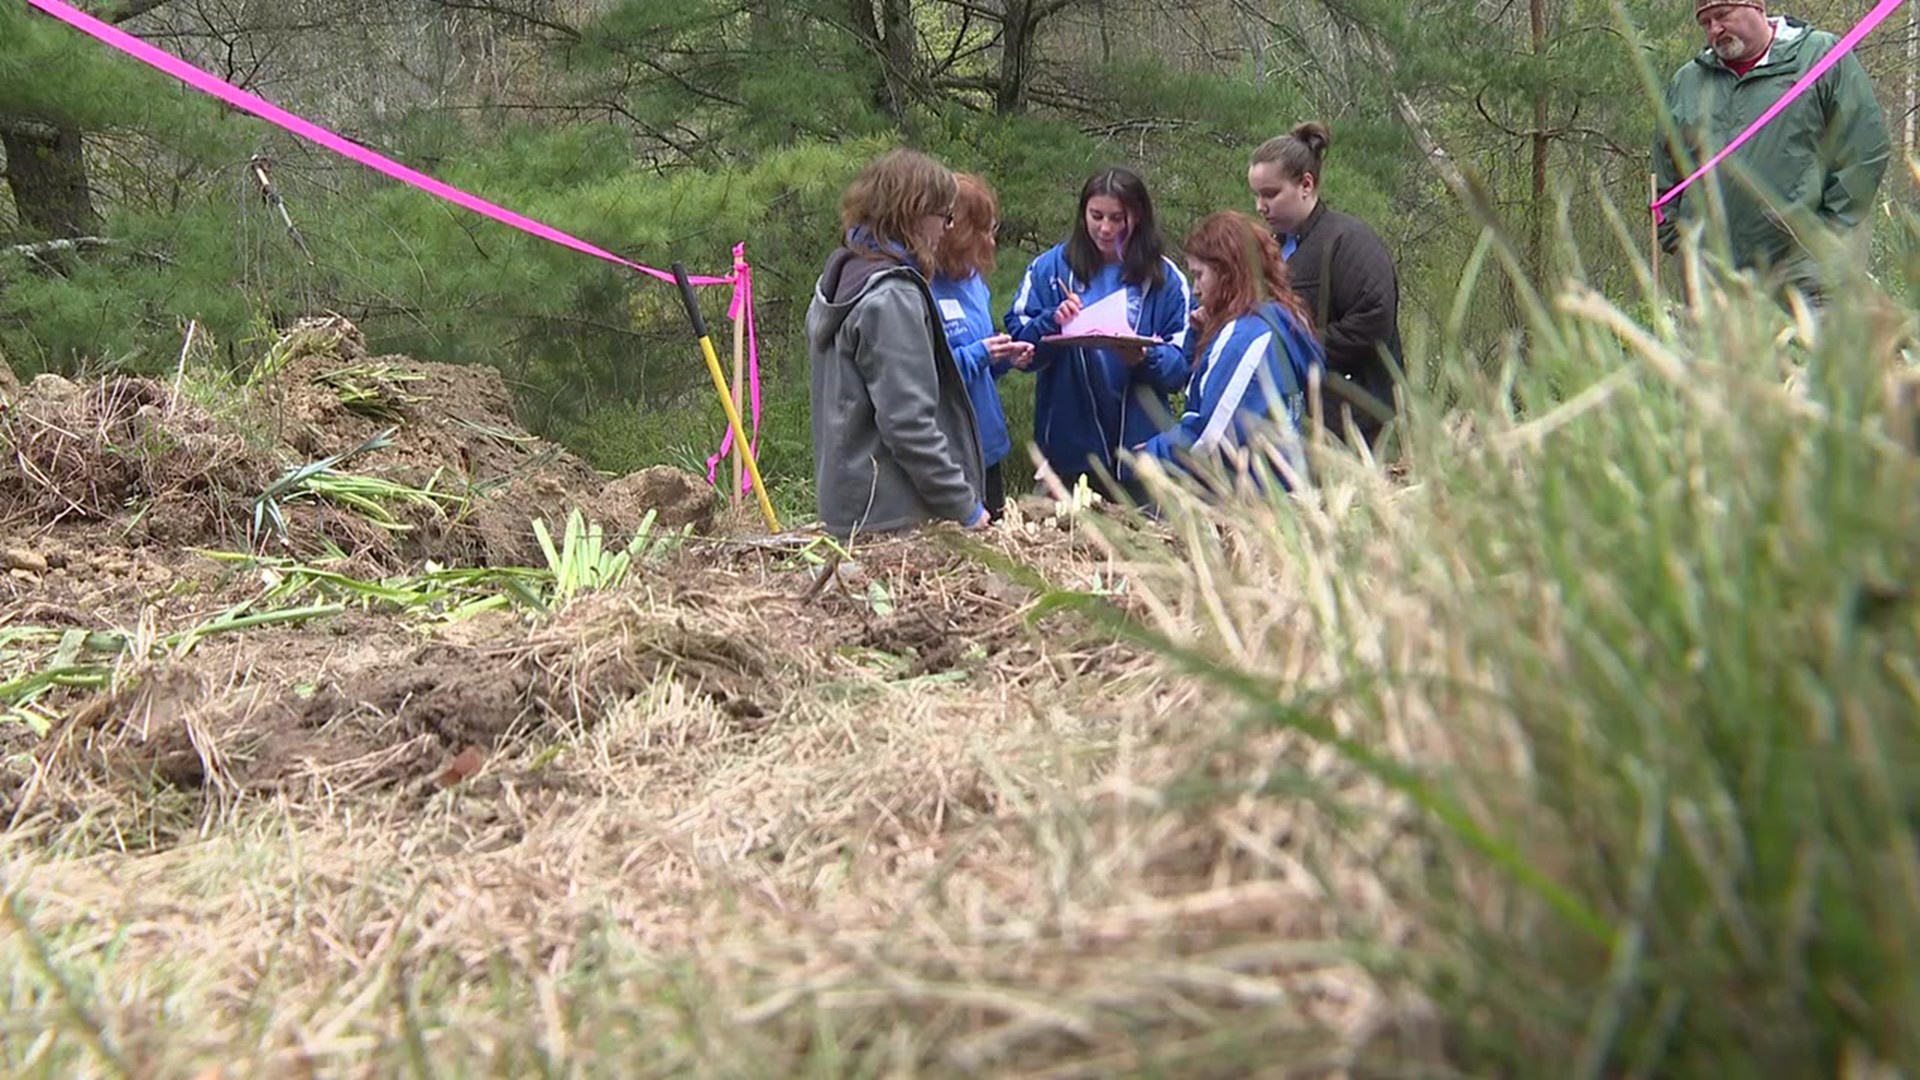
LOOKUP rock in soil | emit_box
[4,549,49,574]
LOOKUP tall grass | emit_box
[4,196,1918,1078]
[1111,201,1920,1075]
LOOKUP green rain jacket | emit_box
[1654,16,1890,292]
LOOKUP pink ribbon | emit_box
[26,0,762,493]
[22,0,733,286]
[707,244,764,493]
[1652,0,1903,223]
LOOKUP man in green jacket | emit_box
[1654,0,1890,301]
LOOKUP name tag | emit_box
[938,298,966,322]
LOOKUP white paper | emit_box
[1058,289,1134,337]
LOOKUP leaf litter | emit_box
[0,317,1433,1076]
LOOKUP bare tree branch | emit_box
[108,0,180,24]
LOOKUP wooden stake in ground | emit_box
[731,295,746,507]
[1649,172,1661,298]
[673,262,781,532]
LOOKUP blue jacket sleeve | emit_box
[1137,333,1207,462]
[1133,261,1193,394]
[950,338,993,382]
[1140,416,1201,462]
[1004,254,1064,371]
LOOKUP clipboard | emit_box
[1039,288,1158,350]
[1039,330,1160,349]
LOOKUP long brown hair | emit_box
[1065,166,1166,289]
[839,148,958,270]
[933,172,998,280]
[1185,211,1312,351]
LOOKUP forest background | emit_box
[3,0,1917,515]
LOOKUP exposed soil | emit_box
[0,319,1129,834]
[0,315,716,569]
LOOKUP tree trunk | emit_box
[1905,0,1916,162]
[1529,0,1548,279]
[0,120,99,239]
[880,0,914,120]
[846,0,914,121]
[846,0,890,117]
[995,1,1033,116]
[749,0,776,49]
[1241,5,1268,88]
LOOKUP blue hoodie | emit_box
[1139,301,1323,484]
[1004,244,1193,481]
[928,271,1012,468]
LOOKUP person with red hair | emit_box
[1135,211,1323,488]
[931,173,1030,519]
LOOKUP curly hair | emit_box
[839,149,958,269]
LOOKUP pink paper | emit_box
[1057,289,1135,337]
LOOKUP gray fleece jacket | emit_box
[806,247,986,538]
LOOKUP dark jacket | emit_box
[1654,17,1890,294]
[1282,202,1402,444]
[806,247,986,538]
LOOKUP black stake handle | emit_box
[671,262,709,339]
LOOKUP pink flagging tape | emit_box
[1652,0,1903,223]
[22,0,733,286]
[707,244,764,493]
[28,0,765,494]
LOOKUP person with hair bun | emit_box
[931,173,1029,520]
[807,148,989,538]
[1248,121,1401,449]
[1135,211,1323,487]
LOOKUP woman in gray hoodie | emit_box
[807,149,989,538]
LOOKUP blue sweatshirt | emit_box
[1139,301,1323,484]
[1004,244,1193,481]
[928,271,1013,468]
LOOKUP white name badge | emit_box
[938,298,966,322]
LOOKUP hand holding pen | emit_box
[1052,277,1082,326]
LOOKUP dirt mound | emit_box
[0,315,717,565]
[0,525,1109,835]
[601,466,719,531]
[0,374,277,545]
[1,315,1148,853]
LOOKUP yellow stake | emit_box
[673,263,781,533]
